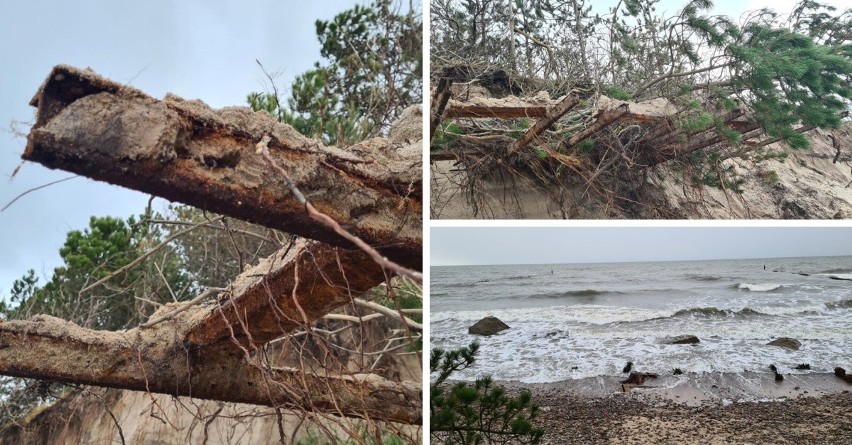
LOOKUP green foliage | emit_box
[718,127,742,144]
[431,342,544,445]
[761,170,781,186]
[249,0,421,146]
[295,428,405,445]
[677,112,714,133]
[509,118,531,139]
[1,215,188,330]
[535,150,549,159]
[432,120,464,148]
[687,150,746,192]
[604,86,632,101]
[681,1,852,150]
[577,138,596,154]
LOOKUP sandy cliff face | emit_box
[432,122,852,219]
[644,124,852,219]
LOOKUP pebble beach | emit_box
[501,373,852,444]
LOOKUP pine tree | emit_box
[431,342,544,445]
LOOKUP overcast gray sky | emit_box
[0,0,367,293]
[431,227,852,266]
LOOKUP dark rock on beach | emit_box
[767,337,801,350]
[468,316,510,335]
[835,367,852,384]
[621,372,658,385]
[662,335,700,344]
[794,363,811,370]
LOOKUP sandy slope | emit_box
[431,122,852,219]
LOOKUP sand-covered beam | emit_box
[24,65,421,269]
[444,95,553,119]
[184,239,385,349]
[0,315,421,424]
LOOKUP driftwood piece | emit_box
[24,65,421,269]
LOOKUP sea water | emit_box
[431,256,852,383]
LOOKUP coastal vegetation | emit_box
[431,342,544,444]
[1,1,422,442]
[430,0,852,218]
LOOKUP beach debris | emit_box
[621,371,658,385]
[468,316,510,336]
[661,334,700,344]
[794,363,811,370]
[620,371,659,392]
[835,367,852,384]
[766,337,801,350]
[543,329,567,339]
[770,364,784,382]
[623,361,633,373]
[673,368,683,375]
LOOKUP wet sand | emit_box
[498,373,852,444]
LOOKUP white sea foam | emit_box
[432,257,852,383]
[737,283,785,292]
[430,305,671,325]
[432,309,852,383]
[819,273,852,281]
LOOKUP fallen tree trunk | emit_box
[24,65,421,269]
[6,65,423,425]
[0,314,421,424]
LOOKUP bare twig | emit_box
[1,175,78,212]
[353,298,423,331]
[256,136,422,282]
[138,287,226,328]
[80,216,225,295]
[507,94,581,154]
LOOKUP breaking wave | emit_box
[670,306,765,319]
[820,273,852,281]
[818,268,852,274]
[528,289,617,299]
[687,274,723,281]
[736,283,786,292]
[826,298,852,309]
